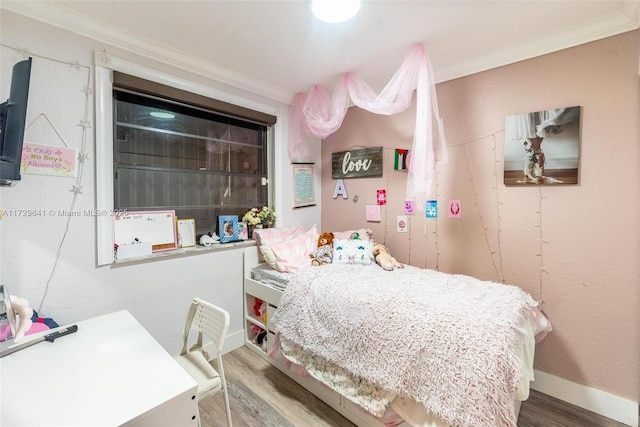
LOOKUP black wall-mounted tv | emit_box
[0,57,33,187]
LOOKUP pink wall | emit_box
[320,30,639,401]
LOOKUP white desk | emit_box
[0,310,199,426]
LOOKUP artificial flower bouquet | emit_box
[242,206,276,227]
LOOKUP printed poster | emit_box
[365,204,381,222]
[426,200,438,219]
[448,200,462,218]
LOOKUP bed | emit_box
[243,226,551,427]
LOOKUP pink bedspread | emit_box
[272,264,540,427]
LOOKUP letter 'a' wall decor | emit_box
[331,147,383,179]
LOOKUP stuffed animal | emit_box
[372,243,404,271]
[310,232,334,266]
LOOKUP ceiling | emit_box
[3,1,639,103]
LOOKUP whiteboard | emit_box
[114,210,177,252]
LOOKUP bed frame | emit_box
[242,246,522,426]
[243,247,390,426]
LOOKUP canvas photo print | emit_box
[504,106,581,186]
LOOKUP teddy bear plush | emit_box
[310,232,334,266]
[372,243,404,271]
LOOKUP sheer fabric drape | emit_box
[289,44,447,205]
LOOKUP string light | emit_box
[537,186,545,303]
[433,167,440,271]
[461,140,502,281]
[1,45,94,313]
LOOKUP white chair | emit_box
[174,298,232,426]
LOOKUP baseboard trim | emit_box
[532,370,638,427]
[203,329,244,356]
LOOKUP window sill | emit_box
[112,239,256,266]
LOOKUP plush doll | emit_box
[310,232,334,266]
[372,243,404,271]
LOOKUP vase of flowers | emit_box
[242,206,276,233]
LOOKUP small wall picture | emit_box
[218,215,239,243]
[504,106,581,185]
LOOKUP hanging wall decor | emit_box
[21,142,77,177]
[404,200,416,216]
[394,149,411,170]
[292,163,316,208]
[448,200,462,219]
[333,179,348,199]
[332,147,383,179]
[426,200,438,219]
[504,106,581,186]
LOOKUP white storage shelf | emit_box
[242,248,385,427]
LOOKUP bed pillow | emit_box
[332,228,373,241]
[253,225,305,261]
[267,225,319,273]
[333,238,375,265]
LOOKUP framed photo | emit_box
[237,222,249,240]
[177,218,196,248]
[218,215,239,243]
[292,163,316,208]
[504,105,581,186]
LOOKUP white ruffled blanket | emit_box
[271,264,538,427]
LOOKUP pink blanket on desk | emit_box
[272,264,538,427]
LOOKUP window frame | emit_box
[95,52,280,265]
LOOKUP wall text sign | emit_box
[331,147,383,179]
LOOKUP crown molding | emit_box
[435,1,640,83]
[1,1,295,104]
[3,1,639,93]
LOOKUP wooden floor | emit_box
[199,346,630,427]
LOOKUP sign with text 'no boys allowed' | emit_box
[331,147,383,179]
[21,142,77,177]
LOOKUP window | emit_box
[95,54,282,265]
[113,88,269,237]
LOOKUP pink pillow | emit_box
[269,226,319,273]
[253,225,305,261]
[332,228,373,241]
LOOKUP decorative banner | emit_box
[397,215,408,233]
[333,179,348,199]
[394,149,411,170]
[426,200,438,218]
[404,199,415,216]
[376,189,387,205]
[365,204,381,222]
[21,142,77,177]
[331,147,383,179]
[448,200,462,218]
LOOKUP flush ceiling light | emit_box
[311,0,360,23]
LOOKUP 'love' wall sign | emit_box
[331,147,383,179]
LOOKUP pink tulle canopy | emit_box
[289,44,448,206]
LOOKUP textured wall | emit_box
[321,31,639,402]
[0,11,315,353]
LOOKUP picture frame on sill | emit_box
[237,222,249,240]
[218,215,239,243]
